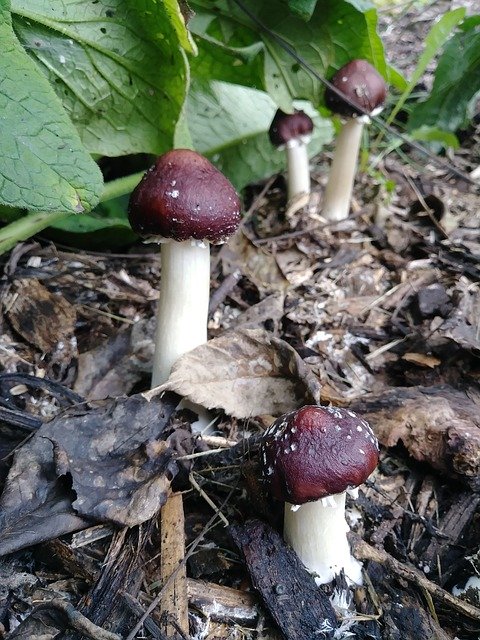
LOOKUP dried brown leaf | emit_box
[221,232,289,293]
[148,328,321,418]
[5,278,76,357]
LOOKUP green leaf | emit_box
[160,0,197,54]
[12,0,189,157]
[190,0,387,110]
[287,0,318,21]
[408,21,480,133]
[186,80,334,191]
[386,8,466,127]
[410,125,459,150]
[0,1,103,213]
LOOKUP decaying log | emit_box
[159,492,189,637]
[230,519,337,639]
[352,385,480,489]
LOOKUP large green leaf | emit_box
[187,80,333,191]
[190,0,387,111]
[0,0,102,213]
[408,19,480,133]
[11,0,189,157]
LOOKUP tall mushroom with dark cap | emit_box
[261,405,379,584]
[128,149,241,387]
[322,60,387,222]
[268,109,314,203]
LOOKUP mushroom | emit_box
[260,405,379,584]
[268,109,314,203]
[322,60,387,222]
[128,149,241,387]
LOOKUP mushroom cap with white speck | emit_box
[128,149,241,243]
[325,60,387,118]
[260,405,379,504]
[268,109,314,147]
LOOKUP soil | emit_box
[0,2,479,639]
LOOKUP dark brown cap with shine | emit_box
[268,109,314,147]
[128,149,241,243]
[325,60,387,118]
[261,405,379,504]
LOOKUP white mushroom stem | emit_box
[285,138,311,202]
[152,240,210,387]
[322,117,365,222]
[283,492,363,585]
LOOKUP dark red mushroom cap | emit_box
[268,109,314,147]
[261,405,379,504]
[128,149,241,243]
[325,60,387,118]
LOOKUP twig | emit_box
[34,599,121,640]
[189,472,230,526]
[350,534,480,621]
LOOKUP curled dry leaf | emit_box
[146,328,321,418]
[0,394,178,557]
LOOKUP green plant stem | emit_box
[101,171,144,202]
[0,171,144,256]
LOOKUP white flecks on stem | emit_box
[284,492,363,585]
[322,117,364,222]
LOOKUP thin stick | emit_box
[189,472,230,527]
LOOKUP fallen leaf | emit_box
[221,231,289,293]
[0,393,179,557]
[147,328,321,418]
[4,278,77,359]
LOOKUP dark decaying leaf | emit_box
[0,394,178,557]
[148,328,321,418]
[230,519,337,639]
[5,278,77,359]
[352,385,480,489]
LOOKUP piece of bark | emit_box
[63,524,153,639]
[422,492,480,580]
[351,385,480,489]
[187,578,258,623]
[230,519,337,639]
[159,493,189,638]
[364,560,452,640]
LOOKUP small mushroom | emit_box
[260,405,379,584]
[322,60,387,222]
[268,109,314,203]
[128,149,241,387]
